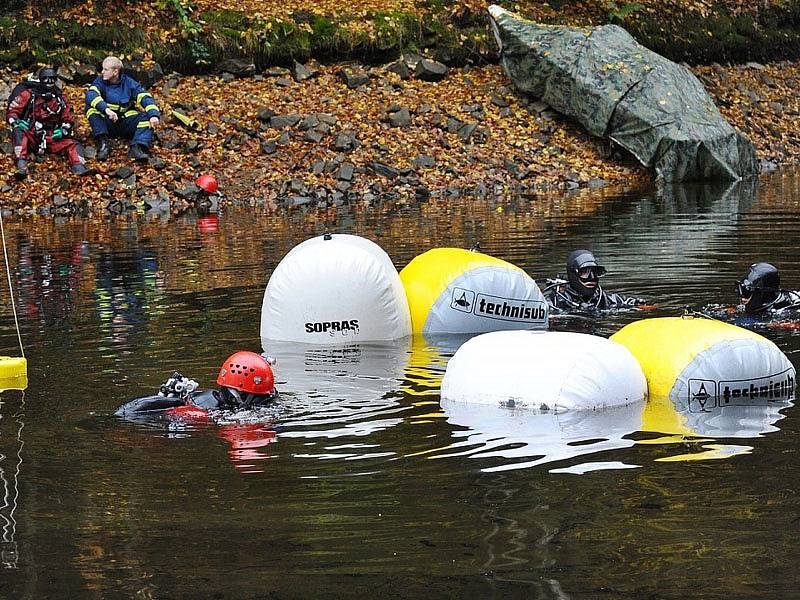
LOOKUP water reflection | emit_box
[0,390,25,569]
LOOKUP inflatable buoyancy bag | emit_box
[441,330,646,411]
[611,316,795,401]
[400,248,548,336]
[261,234,411,344]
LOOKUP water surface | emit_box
[1,170,800,598]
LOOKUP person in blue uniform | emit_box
[115,351,278,419]
[85,56,160,162]
[544,249,646,313]
[736,262,800,315]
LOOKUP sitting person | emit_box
[6,67,91,180]
[115,351,278,418]
[85,56,160,163]
[544,249,646,313]
[736,262,800,315]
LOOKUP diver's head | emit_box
[37,67,57,90]
[737,262,780,313]
[566,249,607,299]
[217,351,276,407]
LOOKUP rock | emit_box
[334,132,358,151]
[270,114,301,129]
[184,140,201,153]
[277,132,291,145]
[127,62,164,88]
[149,157,167,171]
[338,67,370,89]
[412,155,435,168]
[415,59,449,82]
[385,59,410,80]
[122,174,137,188]
[264,66,290,78]
[291,60,318,82]
[300,115,320,130]
[446,117,462,133]
[527,100,550,115]
[458,123,478,142]
[261,139,277,154]
[52,194,70,208]
[587,178,608,189]
[257,107,276,122]
[65,63,100,85]
[336,163,354,181]
[372,162,400,179]
[0,142,13,155]
[207,123,219,135]
[275,77,293,87]
[389,108,412,128]
[161,76,179,97]
[217,59,256,77]
[114,166,134,179]
[304,130,323,143]
[221,72,236,83]
[490,93,509,108]
[312,160,325,174]
[769,101,784,115]
[746,62,765,70]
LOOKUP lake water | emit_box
[1,169,800,598]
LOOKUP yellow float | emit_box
[0,356,27,390]
[399,248,547,337]
[611,316,794,402]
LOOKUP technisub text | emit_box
[721,372,794,401]
[304,319,360,334]
[451,288,546,323]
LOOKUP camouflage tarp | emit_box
[488,5,758,182]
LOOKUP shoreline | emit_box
[0,57,797,218]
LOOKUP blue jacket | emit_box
[85,74,160,120]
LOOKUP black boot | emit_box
[96,137,111,161]
[128,144,149,162]
[14,159,27,180]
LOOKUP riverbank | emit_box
[1,57,797,216]
[0,0,799,215]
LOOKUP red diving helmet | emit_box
[195,174,218,193]
[217,351,275,395]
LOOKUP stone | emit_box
[338,67,370,89]
[257,107,276,122]
[389,108,412,128]
[415,59,449,82]
[334,132,358,151]
[458,123,477,142]
[217,58,255,77]
[291,60,318,82]
[385,59,410,80]
[304,130,323,143]
[412,155,435,168]
[221,72,236,83]
[114,166,134,179]
[336,163,354,181]
[372,162,400,179]
[270,114,301,129]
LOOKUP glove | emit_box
[12,119,30,131]
[52,128,65,140]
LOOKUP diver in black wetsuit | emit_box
[115,351,278,418]
[736,262,800,315]
[544,249,646,314]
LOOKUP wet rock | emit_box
[217,58,255,77]
[415,59,449,82]
[338,67,370,89]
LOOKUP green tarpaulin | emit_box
[488,5,757,182]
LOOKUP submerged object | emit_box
[0,356,27,390]
[399,248,547,337]
[261,234,411,344]
[611,316,795,401]
[441,330,646,410]
[488,5,757,182]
